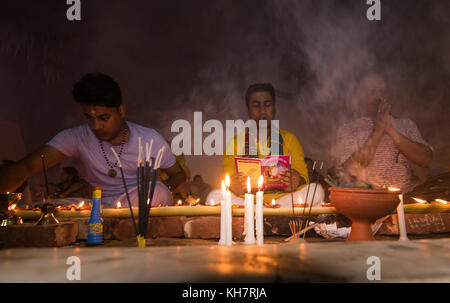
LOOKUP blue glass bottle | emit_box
[87,186,103,245]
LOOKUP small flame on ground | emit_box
[77,201,85,208]
[412,197,427,204]
[435,199,448,204]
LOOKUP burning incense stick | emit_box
[111,147,138,236]
[303,161,323,239]
[288,157,298,238]
[40,155,49,200]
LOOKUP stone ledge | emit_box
[377,213,450,235]
[112,216,186,240]
[0,222,78,248]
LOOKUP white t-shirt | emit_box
[47,121,175,200]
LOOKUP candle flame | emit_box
[258,175,263,191]
[8,204,16,211]
[178,200,182,206]
[387,187,401,192]
[247,176,251,193]
[225,174,230,189]
[298,195,304,205]
[271,199,275,206]
[412,197,427,204]
[195,198,200,204]
[435,199,448,204]
[116,201,122,208]
[77,201,85,208]
[210,199,215,206]
[147,198,150,205]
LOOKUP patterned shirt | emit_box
[334,117,432,192]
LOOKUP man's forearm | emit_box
[0,164,32,193]
[388,129,433,167]
[344,129,383,170]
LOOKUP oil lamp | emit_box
[0,193,23,226]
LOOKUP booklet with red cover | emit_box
[234,155,290,191]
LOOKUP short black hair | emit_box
[245,83,276,108]
[73,73,122,107]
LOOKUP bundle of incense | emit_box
[303,161,324,240]
[40,155,50,200]
[299,161,316,233]
[288,158,299,237]
[136,138,165,248]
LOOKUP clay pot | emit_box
[329,187,400,241]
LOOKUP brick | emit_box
[69,218,115,240]
[112,216,186,241]
[183,216,244,239]
[0,222,78,248]
[377,213,450,235]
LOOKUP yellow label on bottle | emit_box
[92,189,102,199]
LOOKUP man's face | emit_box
[81,104,125,142]
[358,76,387,117]
[247,91,276,125]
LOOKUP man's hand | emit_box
[277,169,304,192]
[229,172,246,196]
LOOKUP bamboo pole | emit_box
[13,203,450,220]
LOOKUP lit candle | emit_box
[177,200,182,206]
[244,177,256,245]
[116,201,122,209]
[77,201,85,210]
[389,187,408,241]
[412,197,428,204]
[255,175,264,245]
[218,181,226,245]
[224,174,233,246]
[431,199,448,205]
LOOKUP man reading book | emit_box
[206,83,325,207]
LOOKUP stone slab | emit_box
[0,222,78,248]
[112,216,186,240]
[377,213,450,235]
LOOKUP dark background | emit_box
[0,0,449,189]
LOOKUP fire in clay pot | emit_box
[329,187,400,241]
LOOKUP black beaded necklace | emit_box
[100,124,128,177]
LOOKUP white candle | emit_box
[255,175,264,245]
[218,181,226,245]
[224,174,233,246]
[397,194,409,241]
[244,177,256,245]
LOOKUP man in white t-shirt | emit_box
[0,73,186,208]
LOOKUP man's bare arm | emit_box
[386,126,433,168]
[161,162,186,190]
[0,145,68,193]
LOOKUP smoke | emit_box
[1,0,449,189]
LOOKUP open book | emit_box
[234,155,290,192]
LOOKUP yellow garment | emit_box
[223,129,309,204]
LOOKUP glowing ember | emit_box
[435,199,448,204]
[412,197,428,204]
[116,201,122,208]
[77,201,85,208]
[387,187,401,192]
[247,176,251,194]
[258,175,264,191]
